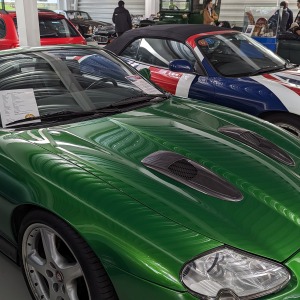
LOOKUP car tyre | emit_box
[263,113,300,138]
[18,210,118,300]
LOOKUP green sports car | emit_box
[0,45,299,300]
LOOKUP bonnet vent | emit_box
[141,151,243,201]
[218,126,295,166]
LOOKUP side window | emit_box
[0,19,6,39]
[120,39,141,59]
[136,38,197,68]
[168,40,196,64]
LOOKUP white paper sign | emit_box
[126,75,163,95]
[0,89,40,128]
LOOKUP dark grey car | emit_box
[55,9,116,43]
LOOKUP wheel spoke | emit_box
[40,228,65,266]
[66,281,80,300]
[62,263,84,300]
[63,262,83,282]
[26,249,46,274]
[39,228,84,300]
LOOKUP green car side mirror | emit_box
[138,68,151,80]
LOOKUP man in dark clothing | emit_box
[295,0,300,23]
[112,1,132,36]
[268,1,292,32]
[285,1,293,30]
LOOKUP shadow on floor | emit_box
[0,252,32,299]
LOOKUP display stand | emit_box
[243,6,279,52]
[252,37,278,52]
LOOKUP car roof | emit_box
[106,24,233,53]
[0,44,100,57]
[8,11,65,19]
[66,10,88,13]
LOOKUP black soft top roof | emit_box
[105,24,232,54]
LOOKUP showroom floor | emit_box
[0,252,32,299]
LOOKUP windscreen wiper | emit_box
[5,109,119,127]
[284,62,298,69]
[99,93,170,110]
[249,65,286,76]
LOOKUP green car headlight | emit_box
[181,247,290,299]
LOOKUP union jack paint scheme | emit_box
[106,24,300,137]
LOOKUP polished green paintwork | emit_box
[0,96,300,299]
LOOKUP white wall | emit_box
[76,0,149,23]
[145,0,159,17]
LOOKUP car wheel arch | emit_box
[12,205,80,246]
[259,110,298,119]
[12,204,106,249]
[12,204,99,254]
[12,204,40,245]
[259,111,300,138]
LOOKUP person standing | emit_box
[268,1,291,33]
[203,0,218,25]
[285,1,293,30]
[279,1,290,32]
[112,1,132,36]
[295,0,300,23]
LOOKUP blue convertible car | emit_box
[106,24,300,137]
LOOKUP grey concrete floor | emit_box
[0,252,32,299]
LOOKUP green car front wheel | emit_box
[18,210,118,300]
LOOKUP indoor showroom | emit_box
[1,0,300,299]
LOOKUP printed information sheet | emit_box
[0,89,40,128]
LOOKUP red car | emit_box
[0,10,86,50]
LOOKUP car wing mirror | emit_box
[138,68,151,80]
[169,59,194,73]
